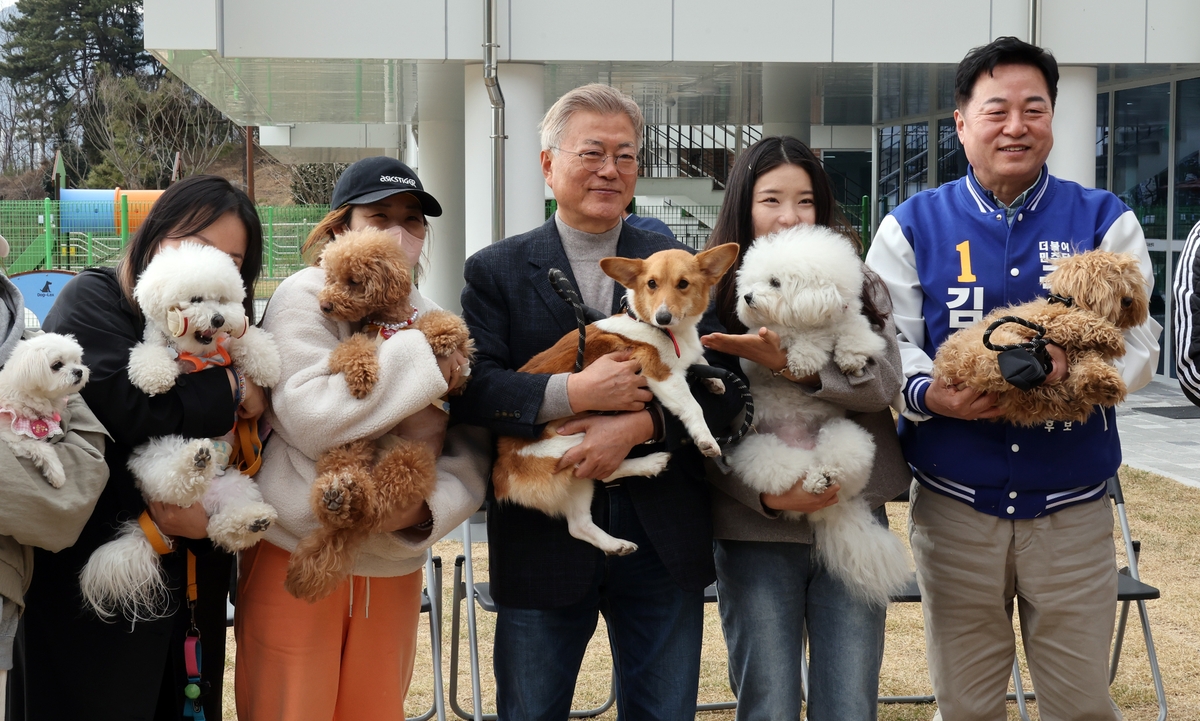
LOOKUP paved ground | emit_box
[1117,376,1200,488]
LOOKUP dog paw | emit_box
[312,472,368,528]
[193,445,211,470]
[802,466,835,494]
[604,540,639,556]
[248,516,272,534]
[695,437,722,458]
[834,353,870,376]
[44,466,65,489]
[701,377,725,395]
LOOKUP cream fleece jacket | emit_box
[258,266,489,577]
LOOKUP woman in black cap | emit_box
[233,157,484,719]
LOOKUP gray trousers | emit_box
[909,480,1120,721]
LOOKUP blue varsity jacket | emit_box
[865,166,1161,518]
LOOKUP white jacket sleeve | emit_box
[865,214,934,421]
[264,268,449,456]
[1099,210,1162,394]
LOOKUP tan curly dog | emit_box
[933,250,1148,426]
[285,227,472,602]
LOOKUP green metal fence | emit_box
[0,201,331,298]
[3,196,879,300]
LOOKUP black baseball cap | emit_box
[331,156,443,217]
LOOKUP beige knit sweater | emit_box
[257,266,490,578]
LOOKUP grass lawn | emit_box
[223,464,1199,720]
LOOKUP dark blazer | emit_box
[21,268,235,721]
[452,218,742,609]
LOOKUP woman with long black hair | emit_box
[701,137,910,720]
[23,175,265,721]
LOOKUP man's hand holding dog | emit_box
[555,411,655,480]
[566,349,653,413]
[929,345,1068,420]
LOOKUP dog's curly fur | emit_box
[722,225,911,606]
[80,243,281,621]
[933,250,1149,426]
[285,227,472,602]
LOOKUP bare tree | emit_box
[81,70,238,189]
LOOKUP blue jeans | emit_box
[715,533,887,721]
[493,485,705,721]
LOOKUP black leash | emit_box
[546,268,753,446]
[685,364,755,446]
[982,316,1054,391]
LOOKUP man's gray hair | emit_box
[539,83,645,153]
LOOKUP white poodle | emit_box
[723,225,910,606]
[0,333,89,488]
[80,242,281,621]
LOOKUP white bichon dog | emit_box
[0,333,89,488]
[723,225,910,606]
[80,242,281,621]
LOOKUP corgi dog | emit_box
[492,243,740,556]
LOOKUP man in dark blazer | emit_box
[452,84,741,720]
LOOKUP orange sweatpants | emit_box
[234,541,423,721]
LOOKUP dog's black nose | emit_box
[743,292,754,306]
[655,309,673,325]
[211,313,225,328]
[71,368,83,382]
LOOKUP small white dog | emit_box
[80,242,281,621]
[0,333,89,488]
[723,225,910,606]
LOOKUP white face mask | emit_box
[387,225,425,268]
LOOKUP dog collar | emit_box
[1047,293,1075,307]
[174,335,233,373]
[624,306,680,358]
[365,307,419,341]
[0,407,63,440]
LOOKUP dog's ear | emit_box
[600,256,644,289]
[695,243,739,282]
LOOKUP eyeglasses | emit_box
[552,147,640,175]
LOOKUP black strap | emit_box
[548,268,589,373]
[982,315,1050,353]
[686,364,755,447]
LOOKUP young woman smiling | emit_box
[701,137,911,721]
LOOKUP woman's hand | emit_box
[761,480,841,514]
[701,327,820,386]
[146,500,209,539]
[389,404,450,457]
[436,349,471,392]
[227,369,266,419]
[382,499,432,534]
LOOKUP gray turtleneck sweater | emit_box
[535,214,622,423]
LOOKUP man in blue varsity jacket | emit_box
[866,38,1161,720]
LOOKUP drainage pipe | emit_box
[1028,0,1039,46]
[483,0,506,243]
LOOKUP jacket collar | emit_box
[526,216,637,329]
[963,164,1052,215]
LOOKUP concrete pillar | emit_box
[762,63,812,144]
[417,62,466,312]
[1046,65,1098,188]
[464,62,545,258]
